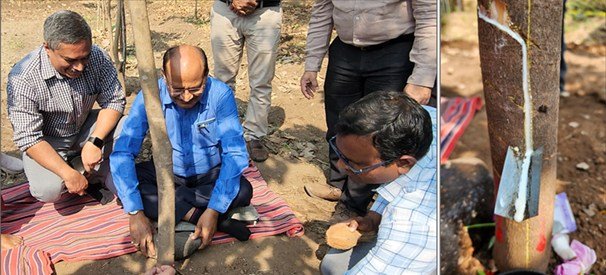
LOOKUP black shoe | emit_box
[217,218,251,242]
[86,183,114,205]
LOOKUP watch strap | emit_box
[87,136,104,149]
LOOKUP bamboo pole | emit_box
[477,0,562,271]
[127,0,176,265]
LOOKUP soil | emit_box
[1,1,333,274]
[442,8,606,274]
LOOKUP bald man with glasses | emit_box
[109,45,254,260]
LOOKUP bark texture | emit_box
[111,0,127,95]
[477,0,562,271]
[127,0,176,265]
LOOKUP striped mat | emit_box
[440,97,483,164]
[1,164,304,274]
[1,246,53,275]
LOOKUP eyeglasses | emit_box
[168,85,204,97]
[167,79,206,97]
[328,136,394,175]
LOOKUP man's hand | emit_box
[62,168,88,195]
[300,71,319,99]
[404,83,432,105]
[229,0,258,16]
[129,211,156,258]
[191,208,219,249]
[346,211,382,233]
[81,141,103,173]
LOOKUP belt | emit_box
[219,0,280,8]
[352,33,415,51]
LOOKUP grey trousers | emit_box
[210,0,282,141]
[23,110,124,202]
[320,240,377,275]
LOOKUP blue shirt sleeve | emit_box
[207,87,250,214]
[110,92,149,213]
[370,194,389,214]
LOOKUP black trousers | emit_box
[324,34,425,214]
[135,160,253,223]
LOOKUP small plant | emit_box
[185,16,209,26]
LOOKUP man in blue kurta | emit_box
[110,45,252,259]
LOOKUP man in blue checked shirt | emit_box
[320,91,437,274]
[109,45,253,260]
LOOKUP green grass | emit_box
[567,0,606,21]
[184,16,209,26]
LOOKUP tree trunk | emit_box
[104,0,112,46]
[194,0,198,19]
[476,0,561,271]
[127,0,176,265]
[111,0,127,95]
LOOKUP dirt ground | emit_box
[1,1,334,274]
[442,8,606,274]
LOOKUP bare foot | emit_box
[1,234,23,250]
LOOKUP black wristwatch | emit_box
[87,136,104,149]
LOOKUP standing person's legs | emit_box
[241,6,282,161]
[340,35,416,215]
[324,38,365,192]
[320,240,377,275]
[210,1,245,90]
[361,35,414,93]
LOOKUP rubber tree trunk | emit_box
[127,0,176,265]
[476,0,561,271]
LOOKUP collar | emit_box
[375,162,433,202]
[159,78,174,106]
[40,46,63,80]
[375,164,427,203]
[374,124,437,202]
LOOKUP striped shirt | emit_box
[348,106,437,274]
[7,45,125,151]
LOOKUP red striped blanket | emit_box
[1,164,304,274]
[1,246,53,275]
[440,97,483,164]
